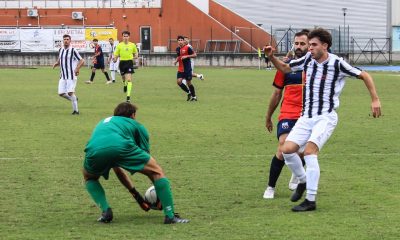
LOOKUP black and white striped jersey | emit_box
[110,44,117,58]
[58,46,83,80]
[289,52,361,118]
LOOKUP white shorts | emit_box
[58,78,77,94]
[286,111,338,151]
[110,60,119,71]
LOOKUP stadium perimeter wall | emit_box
[0,52,263,67]
[0,0,272,53]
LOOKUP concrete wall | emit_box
[0,0,259,53]
[0,52,264,67]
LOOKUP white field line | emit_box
[1,152,399,161]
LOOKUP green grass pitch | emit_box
[0,66,399,239]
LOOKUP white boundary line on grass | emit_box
[1,152,399,161]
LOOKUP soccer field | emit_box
[0,66,399,239]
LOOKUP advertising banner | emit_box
[0,41,20,50]
[20,29,53,42]
[54,40,87,52]
[54,28,85,41]
[0,29,19,41]
[21,40,54,52]
[85,28,117,41]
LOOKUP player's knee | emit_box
[304,142,319,156]
[82,168,99,181]
[280,143,297,154]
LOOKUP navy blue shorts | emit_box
[276,119,298,139]
[94,61,105,69]
[177,71,192,81]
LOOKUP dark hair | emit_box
[177,35,184,40]
[109,37,114,40]
[122,31,130,36]
[62,34,71,39]
[308,28,332,48]
[295,29,310,37]
[93,38,98,42]
[114,102,138,118]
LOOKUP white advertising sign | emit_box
[53,29,85,41]
[0,29,19,41]
[0,41,20,50]
[21,40,54,52]
[20,29,53,42]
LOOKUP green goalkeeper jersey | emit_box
[85,116,150,154]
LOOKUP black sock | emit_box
[179,83,190,93]
[268,155,285,188]
[104,72,110,81]
[188,85,196,97]
[90,72,95,81]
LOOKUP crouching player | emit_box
[83,102,189,224]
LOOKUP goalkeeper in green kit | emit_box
[83,102,189,224]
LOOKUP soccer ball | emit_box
[144,186,162,210]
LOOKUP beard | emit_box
[295,49,307,58]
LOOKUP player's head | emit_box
[109,37,114,44]
[114,102,138,119]
[122,31,130,43]
[184,36,190,45]
[308,28,332,60]
[92,38,99,46]
[293,30,309,58]
[62,34,71,48]
[177,35,185,47]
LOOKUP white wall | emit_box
[393,0,400,26]
[187,0,209,14]
[215,0,389,40]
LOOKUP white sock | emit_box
[111,71,115,81]
[70,94,78,112]
[283,152,306,183]
[60,94,71,101]
[304,155,320,201]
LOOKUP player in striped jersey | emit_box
[52,34,85,115]
[107,37,119,83]
[264,28,381,211]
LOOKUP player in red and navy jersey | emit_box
[263,30,310,199]
[86,39,111,84]
[174,35,198,101]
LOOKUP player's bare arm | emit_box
[266,88,283,133]
[358,71,382,118]
[53,58,60,69]
[263,46,291,73]
[74,58,85,76]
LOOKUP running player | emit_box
[113,31,138,102]
[175,35,197,101]
[86,39,111,84]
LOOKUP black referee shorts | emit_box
[119,60,135,76]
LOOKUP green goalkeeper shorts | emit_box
[83,146,151,180]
